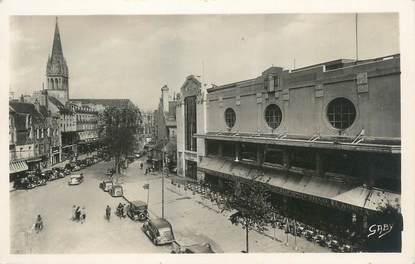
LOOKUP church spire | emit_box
[46,16,69,104]
[51,17,63,57]
[46,16,68,78]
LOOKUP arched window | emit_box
[327,97,356,130]
[264,104,282,129]
[224,108,236,128]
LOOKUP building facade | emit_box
[176,75,206,179]
[175,55,401,248]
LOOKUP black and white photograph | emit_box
[2,1,415,263]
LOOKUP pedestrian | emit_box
[75,206,81,222]
[105,205,111,221]
[34,214,43,233]
[81,206,86,224]
[117,203,123,219]
[144,168,148,175]
[71,205,76,221]
[123,203,128,218]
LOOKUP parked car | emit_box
[39,170,53,181]
[99,180,113,192]
[65,163,75,171]
[171,241,215,253]
[109,185,124,197]
[126,200,148,221]
[72,165,81,172]
[68,174,83,185]
[142,218,175,246]
[53,168,65,178]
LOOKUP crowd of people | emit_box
[71,205,87,223]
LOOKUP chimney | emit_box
[161,85,169,113]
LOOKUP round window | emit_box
[265,104,282,129]
[224,108,236,128]
[327,97,356,130]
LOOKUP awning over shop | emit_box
[199,156,352,199]
[332,186,400,211]
[9,160,28,174]
[198,156,400,212]
[26,158,42,163]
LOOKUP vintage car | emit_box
[99,180,113,192]
[65,163,74,171]
[109,185,124,197]
[72,165,81,172]
[52,168,65,178]
[68,174,83,185]
[314,234,327,246]
[171,240,215,254]
[142,218,175,246]
[304,230,315,241]
[328,239,340,252]
[126,200,148,221]
[340,244,353,253]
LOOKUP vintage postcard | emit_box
[2,0,414,263]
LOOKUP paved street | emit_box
[10,159,171,254]
[11,156,330,254]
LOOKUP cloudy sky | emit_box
[9,14,399,111]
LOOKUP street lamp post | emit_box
[161,150,165,219]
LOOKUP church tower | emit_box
[46,17,69,104]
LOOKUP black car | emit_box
[126,200,148,221]
[142,218,175,246]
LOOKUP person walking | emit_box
[123,203,128,218]
[105,205,111,222]
[75,206,81,222]
[34,215,43,233]
[71,205,76,221]
[81,206,86,224]
[117,203,123,219]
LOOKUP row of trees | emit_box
[218,174,402,253]
[102,106,139,184]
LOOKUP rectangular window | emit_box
[241,143,257,162]
[372,154,401,192]
[325,151,356,177]
[222,142,235,158]
[274,76,279,90]
[207,140,220,156]
[264,148,284,165]
[290,148,316,170]
[184,96,197,151]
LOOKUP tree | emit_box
[103,107,139,184]
[222,175,273,253]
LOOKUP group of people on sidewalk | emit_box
[72,205,87,223]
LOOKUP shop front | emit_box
[9,160,29,190]
[197,156,402,251]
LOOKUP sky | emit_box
[9,14,399,111]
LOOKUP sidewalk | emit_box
[120,159,330,253]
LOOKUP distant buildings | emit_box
[149,85,178,170]
[9,17,141,188]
